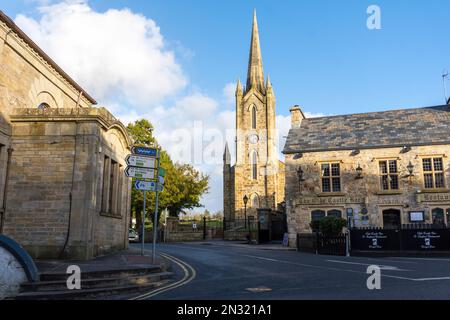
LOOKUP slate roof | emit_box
[283,105,450,154]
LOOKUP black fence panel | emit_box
[317,234,346,256]
[350,229,401,251]
[401,229,450,251]
[351,227,450,252]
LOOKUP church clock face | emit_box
[248,134,259,144]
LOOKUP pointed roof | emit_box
[246,10,265,94]
[223,142,231,164]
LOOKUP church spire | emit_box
[246,9,265,94]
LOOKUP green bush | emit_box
[310,216,347,236]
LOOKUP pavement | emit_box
[131,241,450,300]
[35,248,168,274]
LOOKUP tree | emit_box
[127,119,210,229]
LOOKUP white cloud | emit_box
[15,0,187,108]
[222,82,236,106]
[14,1,328,213]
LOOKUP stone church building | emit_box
[223,12,285,221]
[0,11,132,260]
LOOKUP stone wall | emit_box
[285,145,450,247]
[2,109,131,260]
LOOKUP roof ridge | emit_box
[303,104,450,121]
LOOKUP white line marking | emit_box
[326,260,410,271]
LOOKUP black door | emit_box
[383,209,401,229]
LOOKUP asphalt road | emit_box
[131,241,450,300]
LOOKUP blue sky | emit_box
[4,0,450,115]
[2,0,450,212]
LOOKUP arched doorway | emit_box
[383,209,401,229]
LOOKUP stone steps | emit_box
[15,266,173,300]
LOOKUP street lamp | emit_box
[356,164,363,179]
[297,166,305,183]
[407,161,414,176]
[243,195,249,228]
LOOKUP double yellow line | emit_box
[130,252,196,300]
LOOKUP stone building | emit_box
[284,103,450,246]
[223,11,285,221]
[0,11,132,260]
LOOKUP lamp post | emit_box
[243,195,249,228]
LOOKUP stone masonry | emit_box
[223,11,285,221]
[0,11,132,260]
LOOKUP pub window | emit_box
[423,157,445,189]
[321,163,341,193]
[379,160,399,190]
[311,210,326,221]
[432,208,445,226]
[101,156,110,213]
[251,105,257,130]
[327,210,342,218]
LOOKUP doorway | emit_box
[383,209,401,229]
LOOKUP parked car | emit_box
[129,229,139,243]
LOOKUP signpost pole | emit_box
[152,150,161,264]
[141,190,146,256]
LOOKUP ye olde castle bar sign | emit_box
[298,196,365,206]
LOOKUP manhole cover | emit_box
[245,286,272,293]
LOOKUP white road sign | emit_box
[125,166,155,180]
[126,155,157,168]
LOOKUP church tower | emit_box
[223,10,285,221]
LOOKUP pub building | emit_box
[283,103,450,245]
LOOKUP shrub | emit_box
[310,216,347,236]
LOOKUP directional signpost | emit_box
[125,145,165,262]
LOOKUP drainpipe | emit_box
[0,147,13,233]
[59,122,79,258]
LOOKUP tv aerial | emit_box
[443,69,449,103]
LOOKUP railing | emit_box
[297,233,347,256]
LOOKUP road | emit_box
[130,241,450,300]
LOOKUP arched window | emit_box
[251,151,258,180]
[251,194,260,208]
[38,103,50,110]
[251,105,257,130]
[311,210,326,221]
[327,210,342,218]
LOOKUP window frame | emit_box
[422,156,446,189]
[378,159,400,191]
[251,151,258,180]
[251,105,257,130]
[320,161,342,193]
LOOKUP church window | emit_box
[38,103,50,110]
[251,151,258,180]
[251,106,257,130]
[379,160,399,191]
[423,157,445,189]
[251,194,260,208]
[321,163,341,193]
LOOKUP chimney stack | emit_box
[290,105,305,128]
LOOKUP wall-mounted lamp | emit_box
[350,149,360,156]
[294,153,303,160]
[297,166,305,183]
[355,164,363,179]
[407,161,415,177]
[401,146,412,154]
